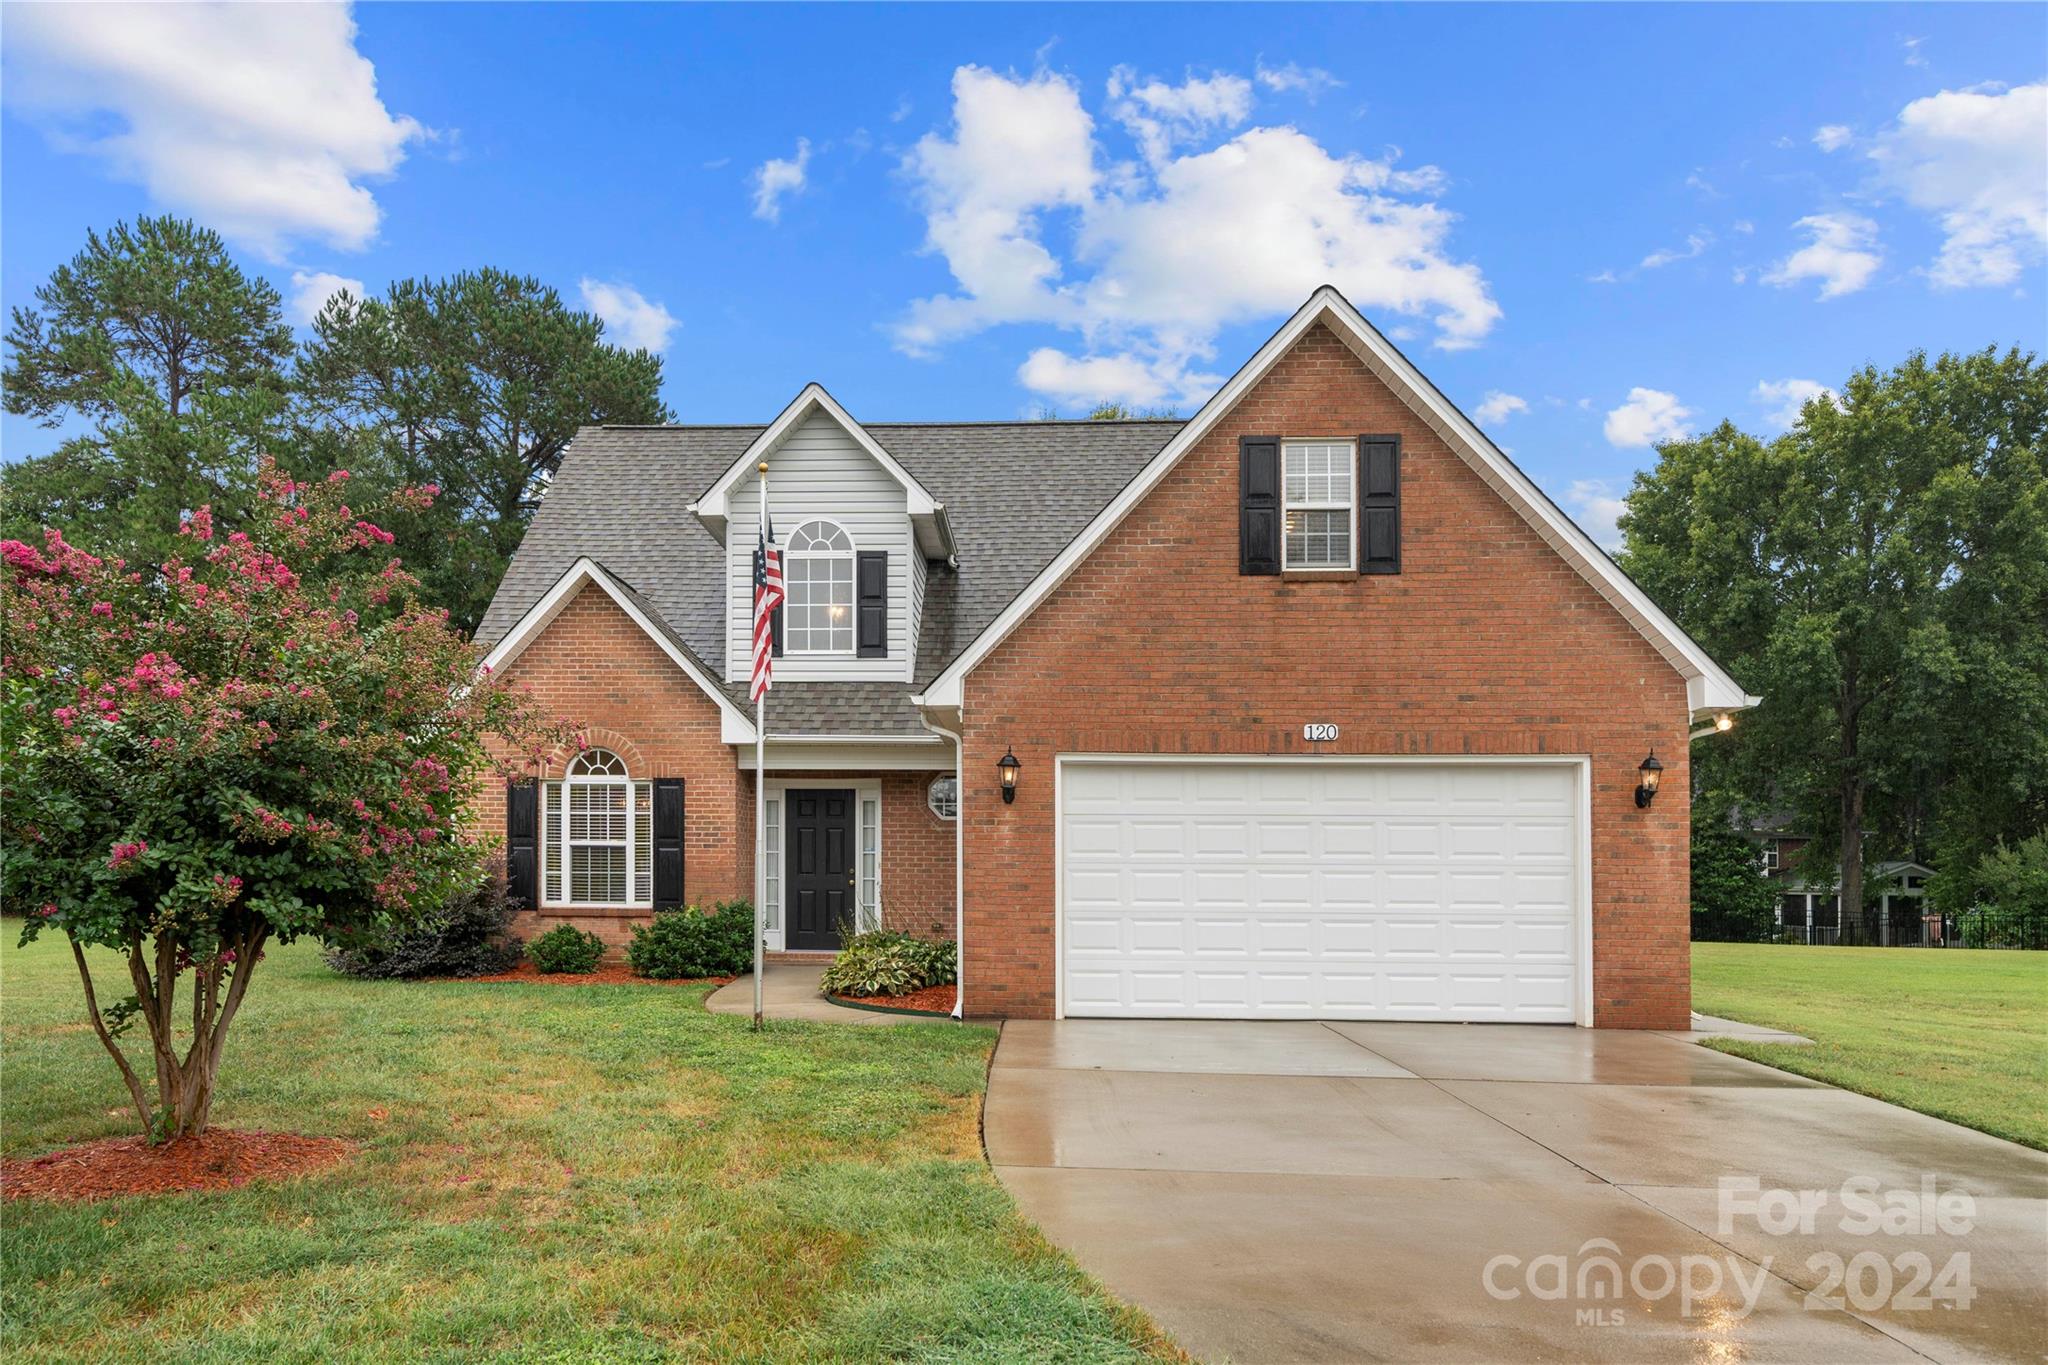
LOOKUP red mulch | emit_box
[832,983,958,1015]
[1,1129,355,1204]
[444,961,735,987]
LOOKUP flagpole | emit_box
[753,460,769,1031]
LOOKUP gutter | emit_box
[917,707,967,1020]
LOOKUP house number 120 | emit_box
[1302,723,1340,743]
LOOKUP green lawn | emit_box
[0,932,1177,1363]
[1692,942,2048,1150]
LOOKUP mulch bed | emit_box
[828,983,958,1015]
[440,961,736,987]
[1,1129,355,1204]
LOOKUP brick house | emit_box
[474,287,1755,1028]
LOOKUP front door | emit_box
[786,788,856,950]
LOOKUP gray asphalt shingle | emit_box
[476,419,1180,735]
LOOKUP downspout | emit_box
[918,708,966,1020]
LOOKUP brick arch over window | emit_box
[542,728,648,780]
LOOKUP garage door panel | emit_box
[1061,761,1580,1022]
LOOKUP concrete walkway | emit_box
[704,962,952,1025]
[987,1019,2046,1364]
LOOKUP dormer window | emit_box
[784,519,856,655]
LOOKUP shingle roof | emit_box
[476,419,1181,736]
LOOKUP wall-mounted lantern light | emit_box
[1634,751,1664,809]
[997,747,1021,804]
[1714,713,1733,732]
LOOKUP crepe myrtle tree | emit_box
[1,463,570,1140]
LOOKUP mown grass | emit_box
[1692,942,2048,1150]
[0,931,1179,1362]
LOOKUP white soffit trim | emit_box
[693,383,941,524]
[918,286,1757,718]
[477,557,757,742]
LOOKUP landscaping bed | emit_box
[447,960,736,987]
[1,1129,354,1204]
[826,983,958,1016]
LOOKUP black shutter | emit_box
[1358,435,1401,575]
[770,603,784,657]
[856,551,888,657]
[1239,435,1280,575]
[652,778,685,908]
[505,780,538,909]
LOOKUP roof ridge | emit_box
[596,418,1186,431]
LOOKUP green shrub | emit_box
[627,900,756,978]
[525,924,607,974]
[820,930,957,998]
[326,878,520,979]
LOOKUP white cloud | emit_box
[287,269,363,326]
[2,2,425,257]
[578,279,677,353]
[1016,347,1206,408]
[1763,213,1883,298]
[1604,388,1694,448]
[1474,391,1528,425]
[1901,35,1928,68]
[1107,67,1254,167]
[1813,124,1854,153]
[1640,231,1713,270]
[1587,268,1619,284]
[1733,219,1756,235]
[1869,81,2047,289]
[1562,479,1630,549]
[750,138,812,222]
[1254,61,1341,99]
[1753,377,1838,430]
[896,65,1500,406]
[890,95,914,124]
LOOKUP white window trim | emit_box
[543,751,652,909]
[781,516,858,657]
[927,774,959,821]
[762,778,882,950]
[1280,438,1358,572]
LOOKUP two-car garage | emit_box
[1058,758,1588,1023]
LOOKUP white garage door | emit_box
[1060,760,1582,1022]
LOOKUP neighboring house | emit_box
[1757,821,1938,945]
[472,287,1755,1028]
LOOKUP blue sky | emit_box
[4,3,2044,543]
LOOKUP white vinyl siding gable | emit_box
[725,410,914,682]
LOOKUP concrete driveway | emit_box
[986,1020,2048,1364]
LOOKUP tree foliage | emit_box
[1,467,568,1138]
[2,217,293,568]
[1690,801,1778,942]
[293,269,671,631]
[1621,348,2048,915]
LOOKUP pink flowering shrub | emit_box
[1,461,571,1139]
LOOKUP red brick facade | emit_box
[477,324,1698,1022]
[955,323,1692,1027]
[475,587,958,957]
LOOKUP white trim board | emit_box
[1051,752,1596,1027]
[917,286,1758,722]
[476,557,757,743]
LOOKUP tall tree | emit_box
[2,217,292,563]
[294,269,670,632]
[1621,348,2048,920]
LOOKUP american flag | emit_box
[750,512,784,703]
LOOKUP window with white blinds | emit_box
[542,749,651,908]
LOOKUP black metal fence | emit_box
[1773,904,2047,950]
